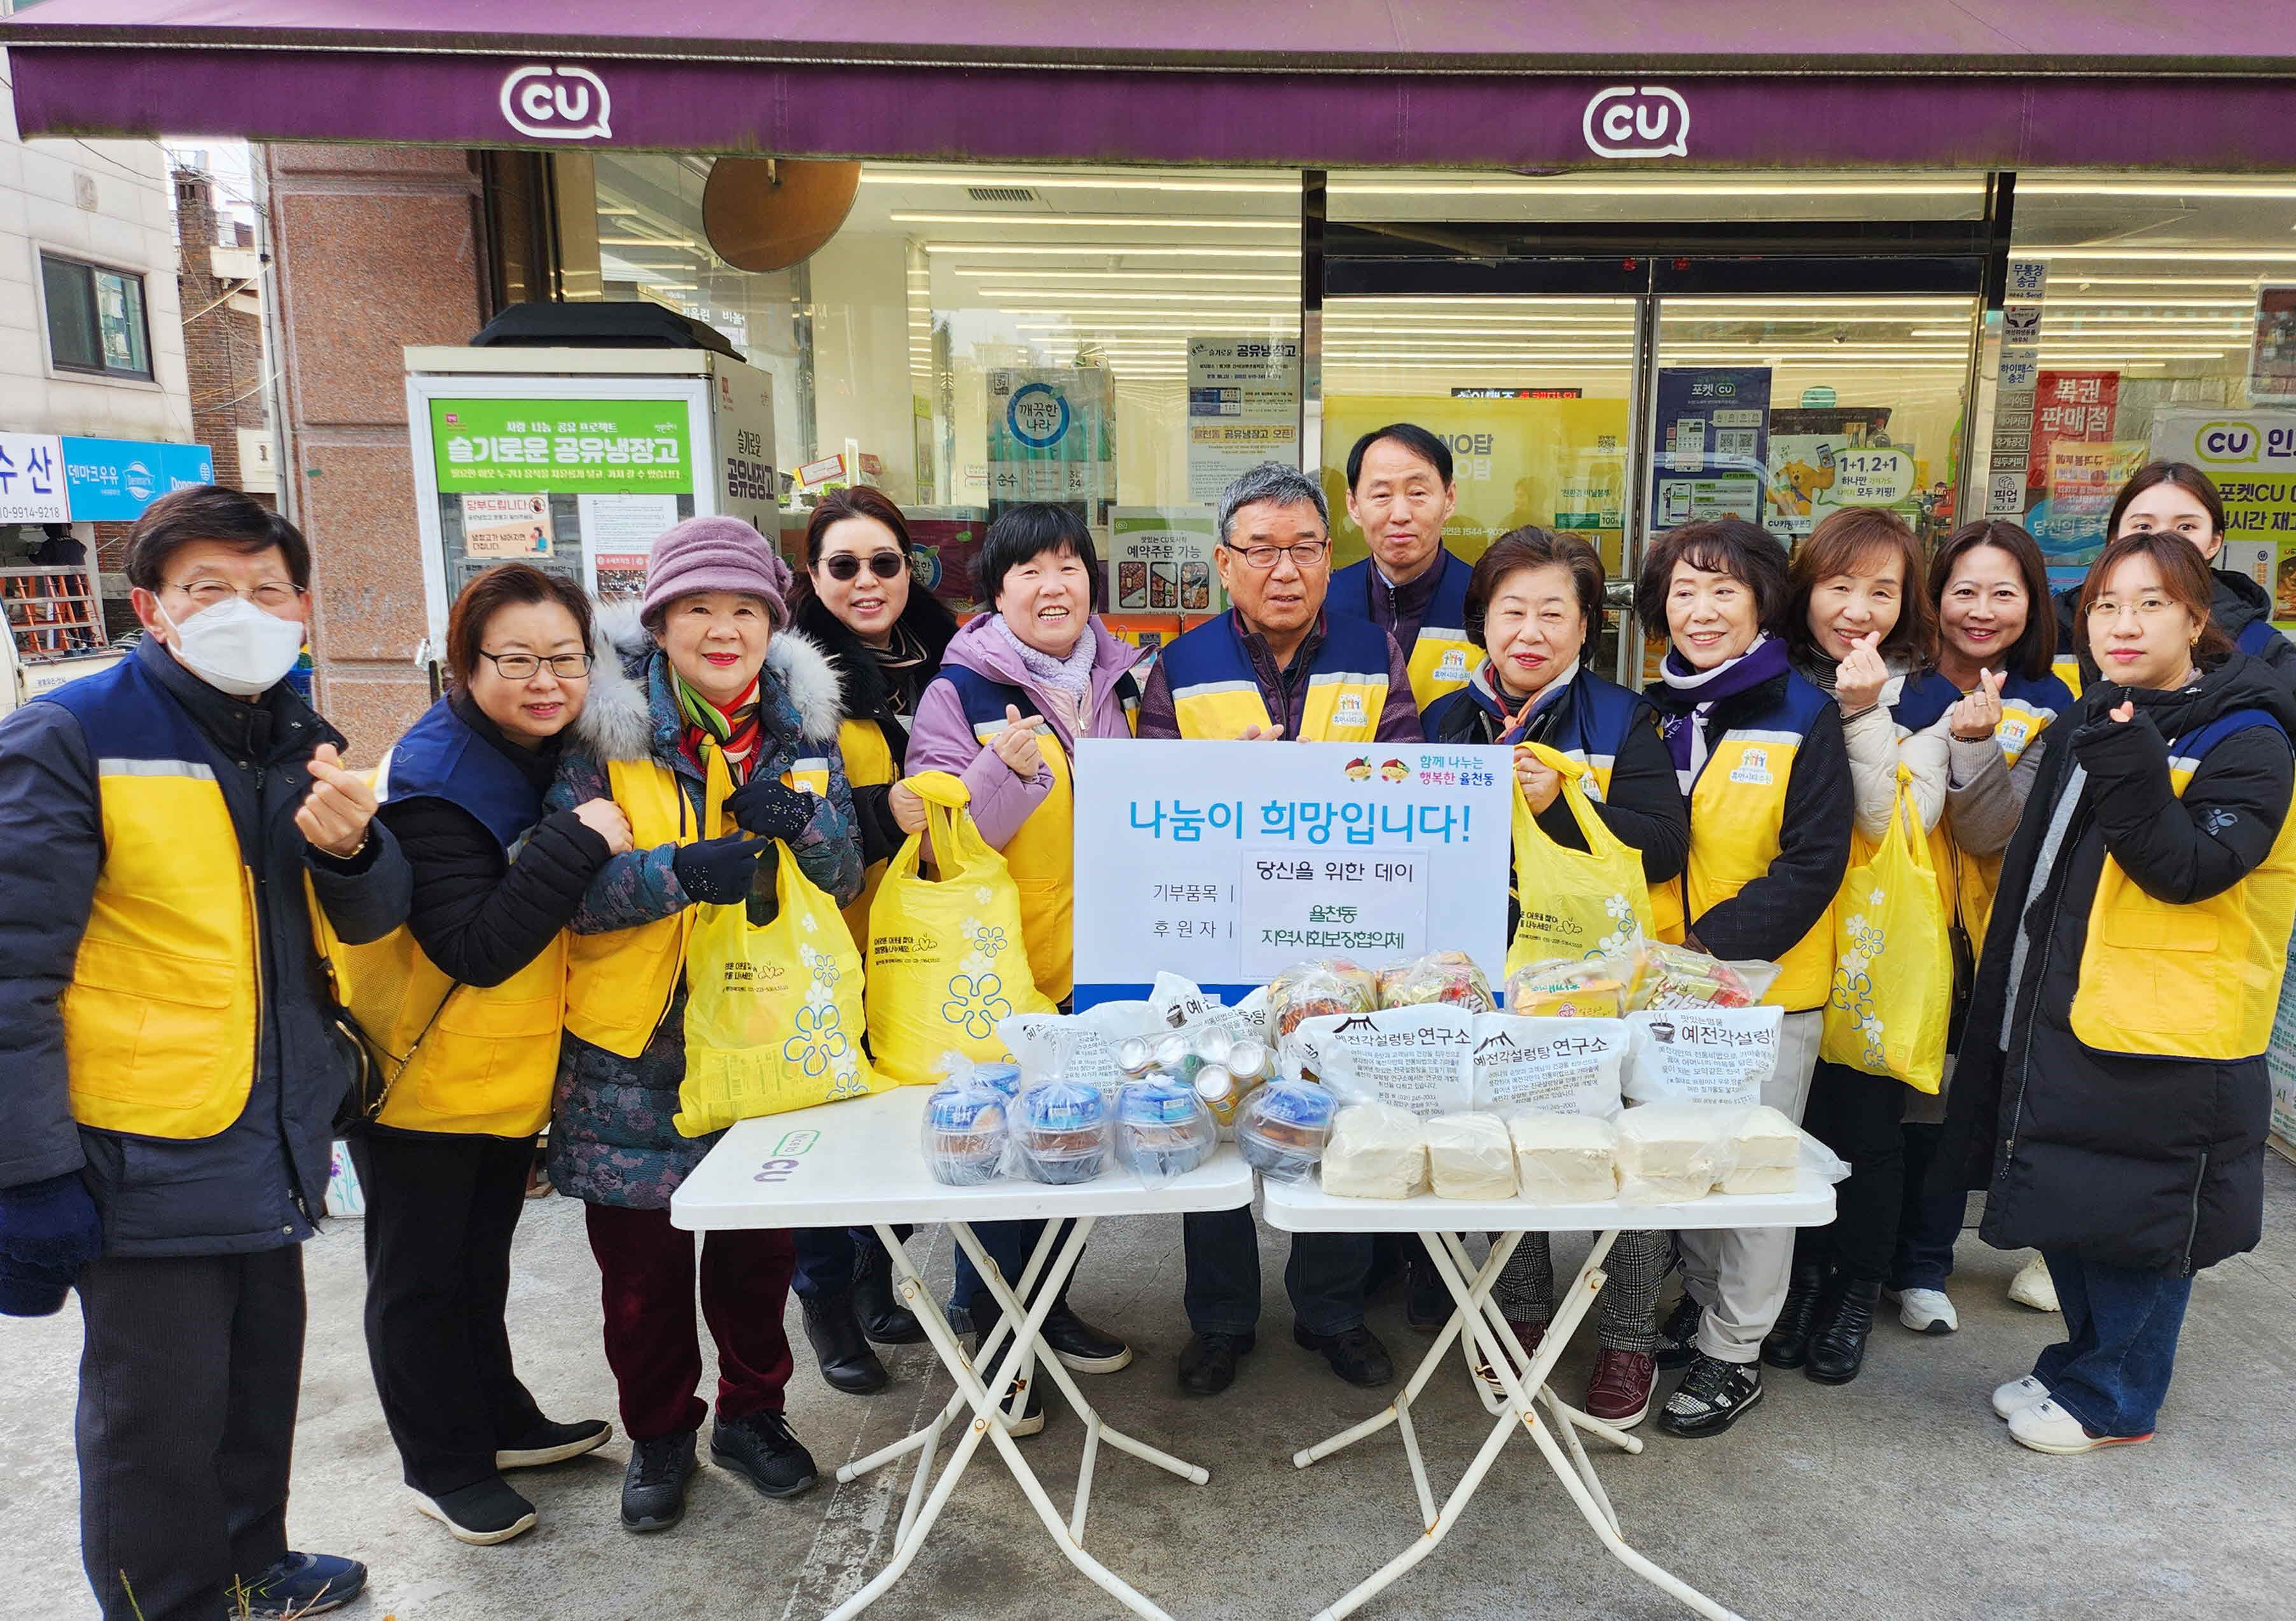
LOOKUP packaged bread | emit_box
[1320,1103,1428,1199]
[1424,1112,1518,1199]
[1615,1103,1729,1203]
[1377,951,1496,1014]
[1506,952,1635,1019]
[1717,1104,1802,1195]
[1628,940,1780,1011]
[1508,1113,1619,1204]
[1268,958,1379,1038]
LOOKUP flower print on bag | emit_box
[942,973,1014,1040]
[782,1002,853,1078]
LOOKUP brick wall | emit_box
[173,167,272,503]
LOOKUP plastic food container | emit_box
[922,1087,1006,1186]
[1014,1080,1109,1185]
[1238,1078,1338,1183]
[1114,1077,1217,1183]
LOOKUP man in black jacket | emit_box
[0,488,411,1621]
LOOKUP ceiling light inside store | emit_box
[924,244,1297,258]
[599,235,699,248]
[894,212,1294,230]
[1328,180,1980,198]
[947,268,1297,283]
[863,172,1299,194]
[2024,249,2296,261]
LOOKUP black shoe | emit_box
[1041,1298,1133,1373]
[802,1291,890,1395]
[1761,1263,1827,1370]
[1806,1277,1883,1385]
[1654,1295,1703,1370]
[411,1476,537,1545]
[1405,1252,1448,1333]
[852,1244,926,1346]
[1177,1330,1255,1396]
[1294,1322,1394,1388]
[496,1416,613,1470]
[240,1553,367,1618]
[712,1410,819,1500]
[621,1431,698,1533]
[1656,1354,1764,1438]
[971,1330,1046,1435]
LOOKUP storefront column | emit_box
[262,144,489,756]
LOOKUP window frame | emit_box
[37,249,156,383]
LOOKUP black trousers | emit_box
[76,1246,305,1621]
[1796,1059,1909,1284]
[349,1130,548,1494]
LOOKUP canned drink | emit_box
[1114,1036,1158,1078]
[1152,1031,1196,1078]
[1192,1030,1234,1071]
[1224,1040,1271,1083]
[1192,1063,1236,1109]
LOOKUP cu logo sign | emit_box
[1582,85,1690,159]
[500,64,613,141]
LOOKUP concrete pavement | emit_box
[7,1156,2295,1621]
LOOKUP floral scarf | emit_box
[673,669,763,783]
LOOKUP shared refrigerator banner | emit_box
[1187,336,1301,503]
[429,398,695,494]
[1070,739,1512,1009]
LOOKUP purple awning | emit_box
[6,1,2296,167]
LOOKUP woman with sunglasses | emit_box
[781,488,958,1396]
[355,563,630,1545]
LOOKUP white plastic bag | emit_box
[1294,1005,1476,1117]
[1424,1112,1518,1199]
[1320,1102,1428,1199]
[1470,1015,1629,1117]
[1507,1113,1619,1204]
[1622,1006,1783,1108]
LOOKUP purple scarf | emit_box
[1648,634,1791,784]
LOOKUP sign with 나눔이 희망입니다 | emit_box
[1069,739,1514,1009]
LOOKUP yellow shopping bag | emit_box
[1504,742,1656,975]
[1822,767,1953,1094]
[867,771,1056,1085]
[676,838,878,1136]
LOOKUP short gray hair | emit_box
[1216,461,1328,546]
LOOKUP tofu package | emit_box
[1320,1103,1429,1199]
[1717,1103,1803,1194]
[1423,1113,1518,1200]
[1622,1006,1783,1108]
[1507,1112,1619,1204]
[1614,1101,1835,1203]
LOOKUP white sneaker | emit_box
[1888,1287,1958,1335]
[2008,1396,2152,1455]
[1991,1374,2052,1420]
[2007,1255,2061,1312]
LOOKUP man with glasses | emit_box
[0,485,411,1621]
[1137,461,1419,1396]
[1329,422,1478,709]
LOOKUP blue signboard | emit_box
[61,438,216,521]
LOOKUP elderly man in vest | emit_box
[0,487,411,1621]
[1138,460,1418,1396]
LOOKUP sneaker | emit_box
[1654,1295,1703,1370]
[1584,1349,1658,1428]
[1991,1374,2052,1421]
[2009,1255,2061,1312]
[1177,1330,1255,1396]
[497,1416,613,1470]
[2009,1396,2152,1456]
[1656,1354,1763,1438]
[411,1477,537,1546]
[1293,1321,1395,1388]
[621,1431,698,1533]
[1041,1299,1133,1374]
[711,1410,819,1500]
[239,1552,367,1618]
[1472,1321,1544,1402]
[1887,1286,1959,1335]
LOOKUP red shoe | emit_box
[1473,1321,1546,1401]
[1584,1348,1657,1428]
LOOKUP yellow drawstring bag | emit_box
[867,771,1057,1085]
[1504,742,1656,975]
[676,837,878,1136]
[1822,767,1952,1094]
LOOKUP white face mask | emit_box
[159,595,307,697]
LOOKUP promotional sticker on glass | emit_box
[1187,337,1301,503]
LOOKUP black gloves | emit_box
[726,777,817,842]
[0,1172,103,1318]
[673,834,771,907]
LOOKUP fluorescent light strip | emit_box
[599,235,698,247]
[948,268,1298,283]
[1329,179,1981,198]
[862,171,1299,195]
[2023,249,2296,262]
[2019,181,2296,198]
[983,290,1304,304]
[2054,275,2265,288]
[1661,297,1976,310]
[923,244,1297,259]
[2043,297,2254,308]
[893,212,1295,230]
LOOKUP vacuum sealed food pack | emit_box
[1507,1112,1619,1204]
[1268,957,1380,1040]
[1622,1006,1783,1108]
[1376,950,1496,1014]
[1470,1014,1629,1118]
[1320,1102,1428,1199]
[1424,1112,1518,1200]
[1292,1005,1477,1117]
[1236,1078,1336,1183]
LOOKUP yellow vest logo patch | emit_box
[1334,693,1369,728]
[1435,648,1469,681]
[1728,746,1773,786]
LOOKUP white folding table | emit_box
[672,1085,1253,1621]
[1263,1164,1837,1621]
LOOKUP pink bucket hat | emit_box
[638,516,793,627]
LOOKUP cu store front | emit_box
[10,4,2296,686]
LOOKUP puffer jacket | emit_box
[1936,653,2296,1273]
[544,607,861,1208]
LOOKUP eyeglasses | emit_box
[476,650,595,680]
[2085,597,2179,621]
[1222,540,1331,571]
[822,551,906,582]
[170,578,304,610]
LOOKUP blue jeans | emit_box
[1182,1207,1372,1338]
[2033,1251,2193,1438]
[790,1225,911,1302]
[1890,1123,1965,1291]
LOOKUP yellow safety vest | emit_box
[830,716,897,953]
[1161,613,1394,745]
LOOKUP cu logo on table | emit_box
[1582,85,1690,159]
[500,64,614,141]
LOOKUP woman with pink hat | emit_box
[543,517,863,1534]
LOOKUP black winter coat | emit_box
[792,585,957,867]
[1936,653,2296,1274]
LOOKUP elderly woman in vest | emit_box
[547,518,862,1531]
[1421,527,1687,1429]
[782,487,957,1395]
[1939,530,2296,1455]
[1635,517,1852,1439]
[354,564,628,1545]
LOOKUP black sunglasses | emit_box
[822,550,906,582]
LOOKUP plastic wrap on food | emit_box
[1615,1103,1732,1204]
[1623,1006,1783,1108]
[921,1076,1009,1187]
[1717,1103,1802,1194]
[1237,1078,1336,1183]
[1505,951,1637,1019]
[1423,1112,1518,1200]
[1320,1102,1428,1199]
[1004,1078,1109,1185]
[1628,940,1781,1011]
[1114,1076,1218,1186]
[1268,957,1380,1039]
[1376,950,1496,1014]
[1470,1014,1629,1118]
[1507,1112,1619,1204]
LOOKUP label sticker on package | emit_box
[1294,1006,1476,1117]
[1623,1007,1783,1108]
[1471,1015,1629,1117]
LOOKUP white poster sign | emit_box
[1187,337,1301,502]
[1070,739,1513,1008]
[577,492,681,593]
[460,492,555,558]
[0,432,69,524]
